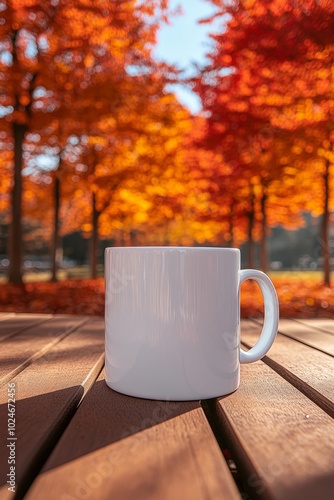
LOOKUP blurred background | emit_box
[0,0,333,315]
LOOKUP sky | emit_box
[153,0,221,114]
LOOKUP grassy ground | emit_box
[1,267,332,284]
[269,269,334,281]
[0,265,104,283]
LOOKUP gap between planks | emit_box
[25,370,241,500]
[241,320,334,418]
[213,361,334,500]
[252,318,334,357]
[0,314,55,342]
[293,318,334,336]
[0,316,92,386]
[0,320,106,500]
[242,340,334,419]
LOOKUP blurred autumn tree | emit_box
[194,0,334,283]
[0,0,171,282]
[58,82,192,278]
[1,0,334,287]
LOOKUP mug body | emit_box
[105,247,241,400]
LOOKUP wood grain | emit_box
[0,313,15,321]
[214,361,334,500]
[1,316,333,500]
[33,370,201,466]
[241,320,334,417]
[0,314,53,342]
[278,319,334,356]
[294,318,334,335]
[0,315,89,384]
[0,318,105,500]
[26,370,240,500]
[261,318,334,357]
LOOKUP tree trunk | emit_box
[260,190,268,272]
[130,229,138,246]
[163,222,170,246]
[50,173,61,282]
[90,192,100,279]
[8,123,27,283]
[247,189,255,269]
[227,199,235,248]
[322,159,331,287]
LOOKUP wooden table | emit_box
[0,313,333,500]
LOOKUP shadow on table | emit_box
[0,377,198,497]
[44,377,199,470]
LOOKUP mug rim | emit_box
[105,246,240,252]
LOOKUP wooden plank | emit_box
[241,320,334,417]
[0,315,90,384]
[0,318,105,500]
[294,318,334,335]
[25,371,240,500]
[0,314,53,342]
[214,361,334,500]
[0,313,15,321]
[277,319,334,356]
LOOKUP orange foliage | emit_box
[194,0,334,257]
[1,0,334,283]
[1,276,333,318]
[1,0,176,263]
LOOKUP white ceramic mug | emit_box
[105,247,279,401]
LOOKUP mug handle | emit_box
[239,269,279,363]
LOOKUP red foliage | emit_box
[241,277,334,319]
[0,277,333,318]
[0,280,105,316]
